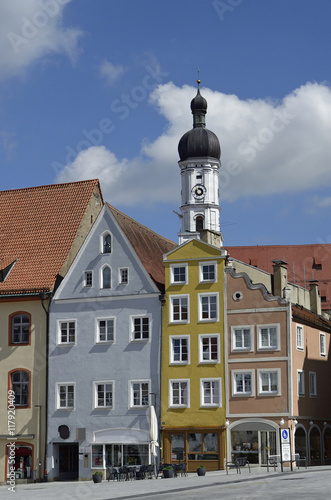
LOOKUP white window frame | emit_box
[298,370,305,396]
[100,230,112,254]
[198,334,220,364]
[200,378,222,407]
[232,369,255,397]
[94,380,114,409]
[309,371,317,397]
[319,332,326,357]
[96,317,115,344]
[296,324,304,351]
[56,382,75,410]
[119,267,129,284]
[231,325,253,352]
[257,324,280,351]
[100,264,111,289]
[169,335,190,365]
[84,270,93,287]
[170,263,188,285]
[199,261,217,283]
[257,368,281,396]
[57,319,76,346]
[169,295,190,324]
[130,315,151,342]
[198,292,219,322]
[129,380,150,408]
[169,379,190,408]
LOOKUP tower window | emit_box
[196,216,204,232]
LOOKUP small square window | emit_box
[198,293,219,322]
[169,295,189,323]
[94,381,113,408]
[233,371,254,396]
[199,261,217,283]
[57,383,75,409]
[169,379,189,408]
[120,268,128,284]
[97,318,115,343]
[170,336,190,364]
[258,325,279,350]
[199,334,220,363]
[58,320,76,345]
[200,379,221,407]
[130,381,150,407]
[84,271,92,287]
[258,369,280,396]
[170,264,188,285]
[131,316,150,341]
[232,326,252,351]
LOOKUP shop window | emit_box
[7,443,33,479]
[187,432,219,461]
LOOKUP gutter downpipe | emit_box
[40,291,52,482]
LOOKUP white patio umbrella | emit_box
[149,405,159,459]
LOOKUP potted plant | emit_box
[197,465,206,476]
[162,466,174,478]
[92,471,103,483]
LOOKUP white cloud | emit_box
[0,0,83,79]
[55,81,331,209]
[99,59,126,86]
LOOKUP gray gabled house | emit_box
[47,203,175,480]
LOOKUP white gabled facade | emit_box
[47,205,163,481]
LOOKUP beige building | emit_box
[0,180,103,483]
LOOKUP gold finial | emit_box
[197,67,201,87]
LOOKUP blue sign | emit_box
[282,430,288,440]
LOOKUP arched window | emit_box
[9,312,31,345]
[102,233,112,254]
[9,370,30,407]
[102,266,111,289]
[196,216,204,232]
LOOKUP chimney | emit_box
[272,260,288,298]
[309,280,321,316]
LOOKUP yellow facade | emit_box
[161,239,227,471]
[0,297,48,483]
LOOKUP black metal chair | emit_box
[226,456,251,474]
[107,467,119,481]
[136,464,146,480]
[145,464,155,479]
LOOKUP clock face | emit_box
[192,184,206,200]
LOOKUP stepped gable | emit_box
[108,204,176,291]
[0,179,102,294]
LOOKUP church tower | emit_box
[178,81,223,247]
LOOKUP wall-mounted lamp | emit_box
[293,419,298,425]
[225,420,230,427]
[324,422,327,426]
[280,418,284,426]
[309,420,314,426]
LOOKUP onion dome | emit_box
[178,80,221,161]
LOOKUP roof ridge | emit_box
[107,203,175,245]
[0,179,100,195]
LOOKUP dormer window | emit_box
[102,232,112,254]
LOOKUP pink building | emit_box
[225,258,331,466]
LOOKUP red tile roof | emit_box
[108,204,176,291]
[0,180,103,295]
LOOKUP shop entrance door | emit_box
[58,444,78,481]
[261,431,276,465]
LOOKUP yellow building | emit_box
[161,239,227,471]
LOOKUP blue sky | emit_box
[1,0,331,247]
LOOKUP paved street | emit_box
[1,466,331,500]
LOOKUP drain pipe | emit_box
[39,291,52,482]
